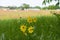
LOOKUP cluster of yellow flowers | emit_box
[27,16,37,23]
[20,25,34,33]
[20,16,37,35]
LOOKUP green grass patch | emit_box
[0,16,60,40]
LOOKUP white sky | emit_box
[0,0,57,7]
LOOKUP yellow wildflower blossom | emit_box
[28,26,34,33]
[20,25,26,33]
[27,16,32,23]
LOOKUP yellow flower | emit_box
[28,26,34,33]
[27,16,32,23]
[20,25,26,33]
[33,18,37,22]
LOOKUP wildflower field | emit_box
[0,13,60,40]
[0,10,60,40]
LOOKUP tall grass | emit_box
[0,16,60,40]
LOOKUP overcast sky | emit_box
[0,0,57,7]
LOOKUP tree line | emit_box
[0,0,60,10]
[0,3,41,10]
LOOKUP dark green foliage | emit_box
[43,0,60,7]
[42,5,60,9]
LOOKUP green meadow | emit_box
[0,15,60,40]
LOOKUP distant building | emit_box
[0,7,9,11]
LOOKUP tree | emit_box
[47,5,59,9]
[22,3,30,9]
[35,6,41,9]
[43,0,60,7]
[42,5,59,10]
[20,6,24,10]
